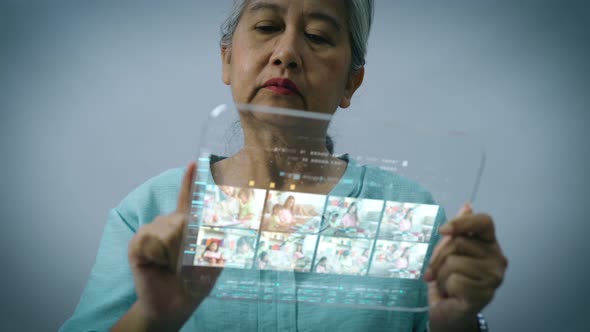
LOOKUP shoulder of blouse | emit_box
[114,167,185,231]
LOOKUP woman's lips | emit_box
[263,78,300,96]
[265,85,296,95]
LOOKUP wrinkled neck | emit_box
[210,113,346,194]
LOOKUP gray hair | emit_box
[220,0,374,73]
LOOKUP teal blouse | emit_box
[60,159,443,331]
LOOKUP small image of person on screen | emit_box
[324,198,381,238]
[284,195,295,212]
[257,251,269,269]
[200,241,224,266]
[279,195,296,225]
[328,213,340,228]
[394,247,411,269]
[385,243,400,263]
[293,243,305,261]
[262,192,323,233]
[267,204,283,230]
[398,208,414,232]
[388,204,403,222]
[228,236,254,268]
[206,185,239,225]
[341,202,359,228]
[219,185,235,197]
[338,250,356,274]
[314,257,328,274]
[292,243,310,271]
[237,188,255,226]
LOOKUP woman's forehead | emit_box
[244,0,348,26]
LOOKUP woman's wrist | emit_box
[429,313,481,332]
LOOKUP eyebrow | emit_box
[247,1,284,15]
[247,1,343,32]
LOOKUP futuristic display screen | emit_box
[180,104,485,312]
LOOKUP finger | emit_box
[439,213,496,243]
[129,225,169,268]
[176,162,196,214]
[424,235,452,281]
[161,213,188,271]
[424,203,473,281]
[430,235,452,262]
[428,237,491,279]
[444,273,494,309]
[129,213,187,271]
[436,255,487,287]
[457,202,473,217]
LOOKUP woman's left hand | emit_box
[424,203,508,332]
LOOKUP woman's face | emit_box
[220,186,234,196]
[210,242,218,251]
[285,196,295,208]
[221,0,364,113]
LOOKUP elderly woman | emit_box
[60,0,507,331]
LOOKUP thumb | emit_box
[438,202,473,235]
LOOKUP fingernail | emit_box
[458,202,473,216]
[458,204,467,215]
[423,269,433,281]
[465,202,473,212]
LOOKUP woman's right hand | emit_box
[113,163,205,331]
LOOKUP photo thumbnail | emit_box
[369,240,429,279]
[199,185,266,230]
[378,202,438,243]
[193,227,258,269]
[314,237,373,276]
[322,197,384,238]
[261,191,326,233]
[256,232,318,272]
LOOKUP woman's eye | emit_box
[305,33,330,45]
[255,25,280,33]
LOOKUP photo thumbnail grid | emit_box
[186,184,440,280]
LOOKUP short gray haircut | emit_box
[220,0,374,73]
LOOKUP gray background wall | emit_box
[1,0,589,331]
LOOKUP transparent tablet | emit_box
[180,103,485,313]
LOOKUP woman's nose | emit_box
[269,31,302,70]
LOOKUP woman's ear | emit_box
[221,46,232,85]
[339,66,365,109]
